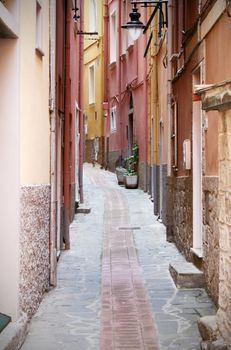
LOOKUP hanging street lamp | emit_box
[122,1,168,43]
[121,4,146,41]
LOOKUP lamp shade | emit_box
[128,27,143,41]
[121,6,145,41]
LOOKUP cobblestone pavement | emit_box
[20,164,216,350]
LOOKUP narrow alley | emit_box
[20,165,216,350]
[1,1,231,349]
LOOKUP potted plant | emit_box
[124,144,139,189]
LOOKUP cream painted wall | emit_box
[20,0,50,185]
[0,38,20,321]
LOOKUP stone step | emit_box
[75,203,91,214]
[169,261,205,288]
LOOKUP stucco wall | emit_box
[20,185,50,318]
[0,38,20,321]
[205,14,231,85]
[20,0,50,185]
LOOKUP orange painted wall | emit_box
[205,14,231,84]
[204,13,231,176]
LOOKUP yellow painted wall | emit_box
[20,0,50,185]
[147,14,159,166]
[147,12,168,167]
[84,0,104,140]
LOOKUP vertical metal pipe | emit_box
[144,6,148,191]
[78,0,84,204]
[63,0,71,249]
[103,0,109,169]
[118,0,123,162]
[167,0,173,176]
[49,0,57,286]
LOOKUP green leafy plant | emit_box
[125,144,139,176]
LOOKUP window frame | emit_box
[88,63,95,105]
[110,106,117,133]
[110,9,117,64]
[89,0,97,33]
[35,0,44,56]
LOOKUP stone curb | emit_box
[0,314,28,350]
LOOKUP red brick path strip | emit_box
[100,186,160,350]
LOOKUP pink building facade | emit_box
[55,0,84,252]
[104,0,148,189]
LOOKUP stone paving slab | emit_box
[19,164,217,350]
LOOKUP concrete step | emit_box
[169,261,205,288]
[75,202,91,214]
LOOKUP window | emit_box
[89,0,97,32]
[110,106,117,133]
[35,0,44,56]
[110,10,117,63]
[88,64,95,104]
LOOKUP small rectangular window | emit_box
[89,0,97,32]
[110,10,117,63]
[88,64,95,104]
[110,106,117,133]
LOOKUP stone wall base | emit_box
[107,150,121,172]
[172,176,193,260]
[20,185,50,318]
[85,137,104,166]
[138,161,147,191]
[203,176,219,305]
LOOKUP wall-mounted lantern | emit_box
[122,1,168,48]
[121,4,146,41]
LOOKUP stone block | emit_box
[201,339,231,350]
[210,339,231,350]
[198,315,219,342]
[219,162,231,190]
[226,112,231,132]
[169,261,205,288]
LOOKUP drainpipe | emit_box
[49,0,57,286]
[79,0,84,203]
[63,1,71,249]
[103,0,109,169]
[118,0,123,163]
[166,0,174,240]
[167,0,173,177]
[144,6,148,191]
